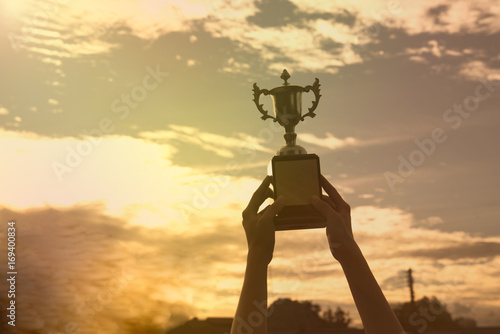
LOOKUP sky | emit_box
[0,0,499,332]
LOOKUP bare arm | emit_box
[230,254,269,334]
[230,176,285,334]
[311,175,404,334]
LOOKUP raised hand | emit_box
[242,175,285,264]
[310,175,355,262]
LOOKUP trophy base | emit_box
[277,144,307,155]
[274,205,326,231]
[271,153,326,231]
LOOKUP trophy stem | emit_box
[278,126,307,155]
[284,133,296,145]
[284,125,297,146]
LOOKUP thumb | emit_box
[310,195,335,217]
[261,196,285,220]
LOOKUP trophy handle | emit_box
[301,78,321,121]
[253,83,276,121]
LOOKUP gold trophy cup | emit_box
[252,70,326,230]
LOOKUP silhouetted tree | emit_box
[267,298,324,330]
[393,296,476,332]
[323,307,335,323]
[322,306,351,328]
[454,316,477,328]
[267,298,351,330]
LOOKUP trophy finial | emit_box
[280,69,290,86]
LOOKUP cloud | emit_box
[427,4,450,25]
[402,242,500,260]
[0,189,267,331]
[300,132,358,150]
[299,132,407,150]
[459,60,500,81]
[417,216,444,227]
[5,0,500,80]
[1,184,500,330]
[351,205,500,258]
[0,125,270,324]
[139,124,274,159]
[204,10,363,73]
[0,203,195,333]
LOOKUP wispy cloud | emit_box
[300,132,358,150]
[299,132,407,150]
[139,124,274,159]
[459,60,500,81]
[0,203,195,333]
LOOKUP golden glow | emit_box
[1,0,500,332]
[2,0,30,18]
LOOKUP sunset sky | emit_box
[1,0,500,332]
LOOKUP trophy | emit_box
[253,69,326,230]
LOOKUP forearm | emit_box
[338,242,404,334]
[230,253,269,334]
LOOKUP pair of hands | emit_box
[242,175,354,264]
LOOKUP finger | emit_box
[320,175,348,209]
[256,190,277,217]
[266,187,275,199]
[258,204,271,217]
[243,175,272,218]
[260,196,286,222]
[321,194,336,210]
[310,195,339,218]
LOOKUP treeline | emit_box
[166,296,477,333]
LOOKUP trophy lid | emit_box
[270,69,304,94]
[281,69,291,85]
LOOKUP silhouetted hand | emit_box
[242,175,286,265]
[310,175,355,262]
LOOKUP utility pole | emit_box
[407,268,415,306]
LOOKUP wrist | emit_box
[332,238,360,264]
[247,251,271,268]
